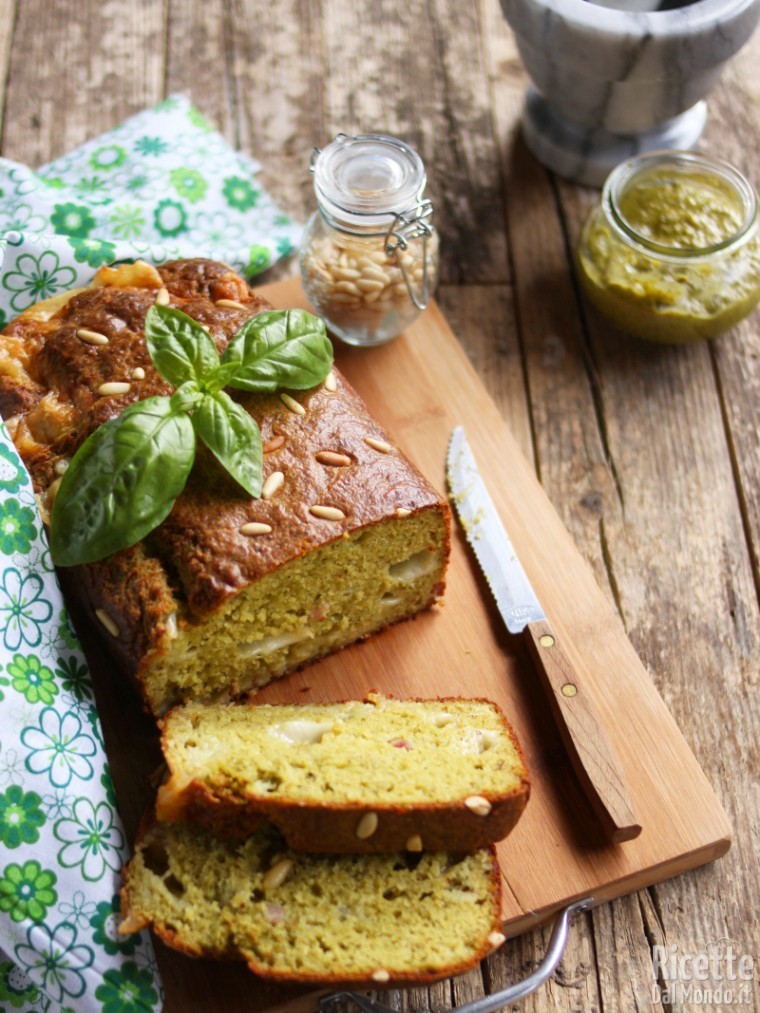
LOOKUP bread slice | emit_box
[120,816,504,985]
[0,258,450,716]
[156,694,530,852]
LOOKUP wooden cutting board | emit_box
[88,277,731,1013]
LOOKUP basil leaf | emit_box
[191,391,262,498]
[222,309,333,392]
[145,304,221,386]
[170,380,203,413]
[202,361,244,395]
[50,397,195,566]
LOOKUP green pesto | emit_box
[617,169,743,249]
[577,166,760,344]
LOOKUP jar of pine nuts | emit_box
[299,133,439,346]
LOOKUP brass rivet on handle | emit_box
[561,683,577,697]
[539,634,555,648]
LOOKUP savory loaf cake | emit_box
[120,816,505,985]
[0,258,450,715]
[156,693,530,852]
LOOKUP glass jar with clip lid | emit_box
[299,133,439,346]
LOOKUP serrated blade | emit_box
[446,426,545,634]
[446,425,641,844]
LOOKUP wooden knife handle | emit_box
[525,619,642,844]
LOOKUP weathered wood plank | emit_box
[0,0,17,144]
[164,0,235,142]
[2,0,164,163]
[551,25,760,1013]
[226,0,325,224]
[704,43,760,594]
[319,0,507,286]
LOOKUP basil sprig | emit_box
[50,306,333,567]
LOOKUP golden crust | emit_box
[0,258,451,711]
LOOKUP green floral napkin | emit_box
[0,94,304,1012]
[0,424,161,1012]
[0,93,302,327]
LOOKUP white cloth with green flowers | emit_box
[0,95,303,1012]
[0,93,302,328]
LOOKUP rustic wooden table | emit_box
[1,1,757,1010]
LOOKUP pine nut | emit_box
[406,834,423,852]
[262,471,284,500]
[155,287,170,305]
[333,267,361,281]
[215,298,246,310]
[76,328,109,346]
[309,505,346,521]
[358,255,383,270]
[315,451,351,467]
[240,522,272,535]
[488,932,507,950]
[396,507,412,518]
[263,858,294,892]
[96,609,120,637]
[371,970,390,984]
[356,812,379,839]
[97,382,131,396]
[361,266,391,284]
[324,371,338,392]
[334,280,361,296]
[464,795,492,817]
[131,367,145,380]
[365,437,392,454]
[280,393,306,415]
[263,434,285,453]
[356,278,385,293]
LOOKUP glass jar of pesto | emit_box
[577,151,760,344]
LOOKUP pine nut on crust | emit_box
[240,522,272,536]
[365,437,392,453]
[215,298,247,309]
[97,382,131,396]
[464,795,492,817]
[355,812,379,839]
[280,393,306,415]
[96,609,120,637]
[262,471,285,500]
[76,328,109,345]
[309,505,346,521]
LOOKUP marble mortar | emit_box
[500,0,760,185]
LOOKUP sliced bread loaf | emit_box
[120,816,505,985]
[155,693,530,852]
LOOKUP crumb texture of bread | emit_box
[156,695,530,850]
[0,258,450,715]
[121,818,502,985]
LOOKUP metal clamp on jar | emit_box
[299,133,439,347]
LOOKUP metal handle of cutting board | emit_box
[318,897,594,1013]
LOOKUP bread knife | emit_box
[446,425,641,844]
